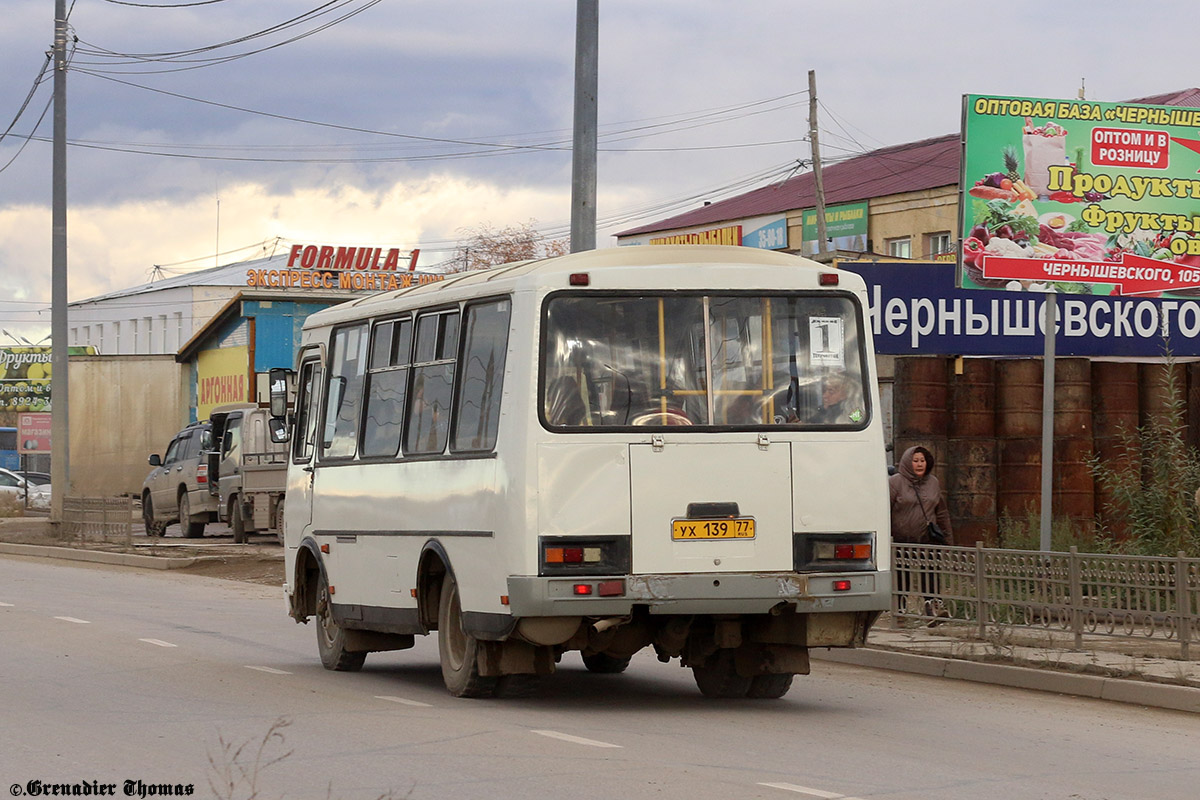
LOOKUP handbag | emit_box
[914,486,949,545]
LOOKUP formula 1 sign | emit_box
[842,260,1200,358]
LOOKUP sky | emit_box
[0,0,1196,342]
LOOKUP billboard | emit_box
[843,260,1200,358]
[960,94,1200,298]
[197,345,249,421]
[798,202,868,257]
[0,346,96,412]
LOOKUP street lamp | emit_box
[2,329,33,346]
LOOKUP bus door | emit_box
[288,357,323,539]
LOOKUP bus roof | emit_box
[304,245,863,330]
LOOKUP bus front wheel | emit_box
[437,572,497,697]
[315,572,366,672]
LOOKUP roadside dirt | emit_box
[0,513,286,586]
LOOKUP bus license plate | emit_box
[671,518,756,540]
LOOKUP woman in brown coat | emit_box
[889,445,953,545]
[889,445,953,622]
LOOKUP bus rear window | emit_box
[541,293,868,430]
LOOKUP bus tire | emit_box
[231,498,247,544]
[582,652,631,674]
[142,493,165,538]
[179,490,204,539]
[274,499,285,546]
[315,571,366,672]
[746,673,794,699]
[692,650,752,698]
[437,572,497,698]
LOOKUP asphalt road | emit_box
[1,555,1196,800]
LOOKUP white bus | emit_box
[270,245,890,699]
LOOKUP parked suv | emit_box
[142,421,217,537]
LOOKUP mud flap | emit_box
[477,639,557,677]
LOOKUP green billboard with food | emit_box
[959,94,1200,296]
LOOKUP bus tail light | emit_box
[539,535,630,577]
[793,533,876,572]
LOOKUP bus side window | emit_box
[321,324,369,459]
[361,317,413,458]
[405,310,459,455]
[452,299,510,451]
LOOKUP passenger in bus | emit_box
[809,372,857,424]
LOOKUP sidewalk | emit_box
[813,614,1200,713]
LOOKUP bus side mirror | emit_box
[269,367,293,419]
[268,417,289,444]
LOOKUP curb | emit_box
[812,646,1200,714]
[0,541,206,570]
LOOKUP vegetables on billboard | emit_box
[960,94,1200,296]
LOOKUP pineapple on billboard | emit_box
[960,94,1200,299]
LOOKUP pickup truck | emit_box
[208,403,288,543]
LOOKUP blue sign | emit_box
[742,216,788,250]
[842,260,1200,357]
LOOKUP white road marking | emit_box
[530,729,622,749]
[0,601,14,607]
[757,783,864,799]
[54,616,90,624]
[375,695,432,708]
[244,665,292,675]
[138,638,178,648]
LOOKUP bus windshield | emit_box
[542,292,868,430]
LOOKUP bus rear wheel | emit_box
[692,650,752,698]
[437,572,497,697]
[746,673,794,699]
[315,572,366,671]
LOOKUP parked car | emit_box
[13,470,51,486]
[0,467,51,511]
[141,421,217,537]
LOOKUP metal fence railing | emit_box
[61,496,133,545]
[892,543,1200,660]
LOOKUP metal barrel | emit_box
[894,357,949,438]
[1052,358,1094,531]
[997,437,1042,519]
[1091,361,1139,541]
[949,358,995,438]
[946,436,997,545]
[996,360,1042,439]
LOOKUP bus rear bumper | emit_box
[506,570,890,617]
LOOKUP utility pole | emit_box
[808,70,828,256]
[570,0,598,253]
[50,0,69,525]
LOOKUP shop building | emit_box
[616,89,1200,544]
